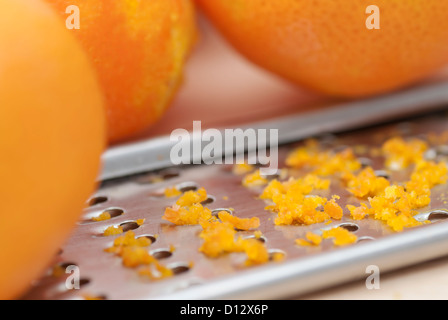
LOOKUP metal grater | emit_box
[22,82,448,300]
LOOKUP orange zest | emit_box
[242,170,268,188]
[322,227,358,247]
[382,137,428,170]
[103,226,124,237]
[92,211,112,222]
[217,211,260,231]
[164,186,182,198]
[296,231,323,247]
[344,167,390,199]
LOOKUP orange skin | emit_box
[0,0,105,299]
[197,0,448,97]
[46,0,197,144]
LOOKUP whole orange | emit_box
[0,0,105,299]
[45,0,197,143]
[197,0,448,97]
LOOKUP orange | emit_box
[0,0,105,299]
[45,0,197,143]
[197,0,448,97]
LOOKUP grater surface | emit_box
[23,111,448,300]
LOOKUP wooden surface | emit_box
[128,16,448,300]
[299,255,448,300]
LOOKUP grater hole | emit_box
[337,223,360,232]
[437,145,448,156]
[357,236,376,243]
[176,182,199,193]
[374,170,390,180]
[137,169,180,184]
[150,182,198,198]
[58,262,77,269]
[260,171,281,181]
[50,262,78,277]
[428,210,448,222]
[160,169,181,180]
[397,122,412,135]
[80,208,126,225]
[151,249,173,260]
[268,249,286,261]
[170,263,191,275]
[137,234,157,244]
[333,145,350,153]
[201,195,215,206]
[313,132,337,147]
[424,148,437,161]
[212,208,233,217]
[120,221,141,232]
[244,235,267,244]
[149,190,165,198]
[88,196,108,207]
[102,208,124,219]
[358,157,373,168]
[78,278,91,287]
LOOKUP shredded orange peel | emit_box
[92,211,111,222]
[233,163,255,175]
[382,136,428,170]
[164,186,182,198]
[345,159,447,231]
[104,230,152,255]
[246,135,447,251]
[138,263,174,281]
[346,185,427,232]
[198,219,269,265]
[161,185,269,266]
[322,227,358,246]
[103,225,124,237]
[217,211,260,231]
[103,230,174,280]
[163,203,213,226]
[296,227,358,247]
[344,167,390,199]
[158,134,448,268]
[175,188,208,207]
[261,176,342,225]
[162,188,212,225]
[285,140,361,176]
[242,169,268,188]
[295,231,323,247]
[259,174,339,226]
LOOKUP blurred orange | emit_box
[197,0,448,97]
[0,0,105,299]
[46,0,197,143]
